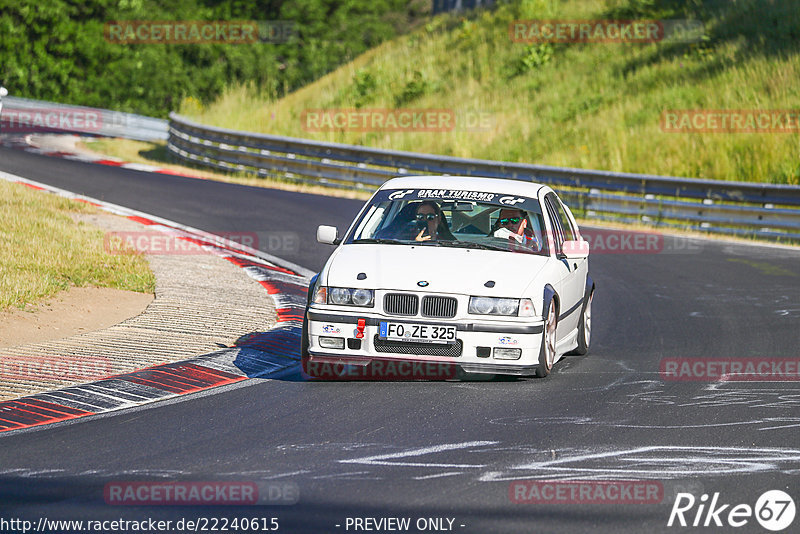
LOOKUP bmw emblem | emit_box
[417,281,429,287]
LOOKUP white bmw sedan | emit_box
[302,176,593,379]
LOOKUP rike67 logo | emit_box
[668,490,796,531]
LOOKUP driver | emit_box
[494,208,541,250]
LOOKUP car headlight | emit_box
[330,287,352,305]
[469,297,535,317]
[469,297,495,315]
[351,289,374,306]
[321,287,374,307]
[496,298,519,315]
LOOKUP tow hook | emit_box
[355,318,366,339]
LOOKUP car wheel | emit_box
[300,309,313,376]
[535,298,558,378]
[570,290,593,356]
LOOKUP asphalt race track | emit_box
[1,145,799,533]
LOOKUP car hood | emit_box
[323,244,550,296]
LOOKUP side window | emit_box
[551,195,576,243]
[543,195,564,253]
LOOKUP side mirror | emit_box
[562,239,590,260]
[0,87,7,98]
[316,225,339,245]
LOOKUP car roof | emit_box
[378,175,548,198]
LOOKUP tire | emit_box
[535,298,558,378]
[300,309,313,376]
[570,290,593,356]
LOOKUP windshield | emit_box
[346,188,549,256]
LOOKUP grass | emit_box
[181,0,800,185]
[0,180,155,311]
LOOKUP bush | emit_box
[0,0,429,117]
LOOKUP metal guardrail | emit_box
[2,89,795,241]
[168,113,800,241]
[0,95,167,141]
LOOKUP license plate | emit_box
[379,322,457,344]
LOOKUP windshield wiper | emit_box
[427,240,507,251]
[355,238,404,245]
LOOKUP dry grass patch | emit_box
[0,180,155,310]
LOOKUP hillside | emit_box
[184,0,800,184]
[0,0,429,117]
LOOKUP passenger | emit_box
[413,201,456,242]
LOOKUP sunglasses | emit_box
[416,213,438,221]
[499,217,522,226]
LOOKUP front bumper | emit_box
[306,308,544,377]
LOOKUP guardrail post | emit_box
[0,86,7,124]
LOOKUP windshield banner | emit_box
[376,188,539,211]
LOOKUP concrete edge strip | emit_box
[0,171,311,434]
